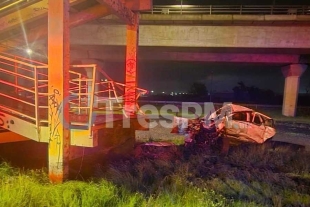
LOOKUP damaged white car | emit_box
[208,104,276,144]
[171,104,276,146]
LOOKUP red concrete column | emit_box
[124,13,139,116]
[48,0,70,183]
[282,64,307,117]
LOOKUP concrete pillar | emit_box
[47,0,70,183]
[124,13,139,116]
[282,64,307,117]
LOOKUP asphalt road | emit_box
[272,121,310,147]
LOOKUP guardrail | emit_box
[143,5,310,15]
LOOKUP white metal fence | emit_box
[143,5,310,15]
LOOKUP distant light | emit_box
[151,90,154,93]
[26,48,33,55]
[182,93,185,94]
[162,92,165,94]
[104,79,107,81]
[170,5,194,8]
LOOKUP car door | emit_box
[258,113,276,141]
[224,112,249,141]
[247,112,266,143]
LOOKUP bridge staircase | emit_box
[0,52,147,147]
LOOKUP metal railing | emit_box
[0,52,48,132]
[35,64,98,128]
[0,53,148,131]
[95,80,147,115]
[143,5,310,15]
[94,66,147,116]
[70,64,96,127]
[0,53,97,129]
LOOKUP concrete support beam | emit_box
[69,5,109,27]
[143,52,301,63]
[0,5,110,52]
[124,13,139,116]
[48,0,70,183]
[71,50,300,64]
[96,0,135,25]
[282,64,307,117]
[125,0,153,11]
[70,24,310,49]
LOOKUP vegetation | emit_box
[1,141,310,207]
[254,106,310,124]
[232,81,276,104]
[188,82,208,97]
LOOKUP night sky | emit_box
[103,61,310,95]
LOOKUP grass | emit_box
[256,107,310,124]
[1,141,310,207]
[3,102,308,206]
[0,165,135,207]
[96,142,310,206]
[0,162,228,207]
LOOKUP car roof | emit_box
[220,104,253,113]
[221,104,273,120]
[255,112,273,120]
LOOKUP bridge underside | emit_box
[70,45,310,65]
